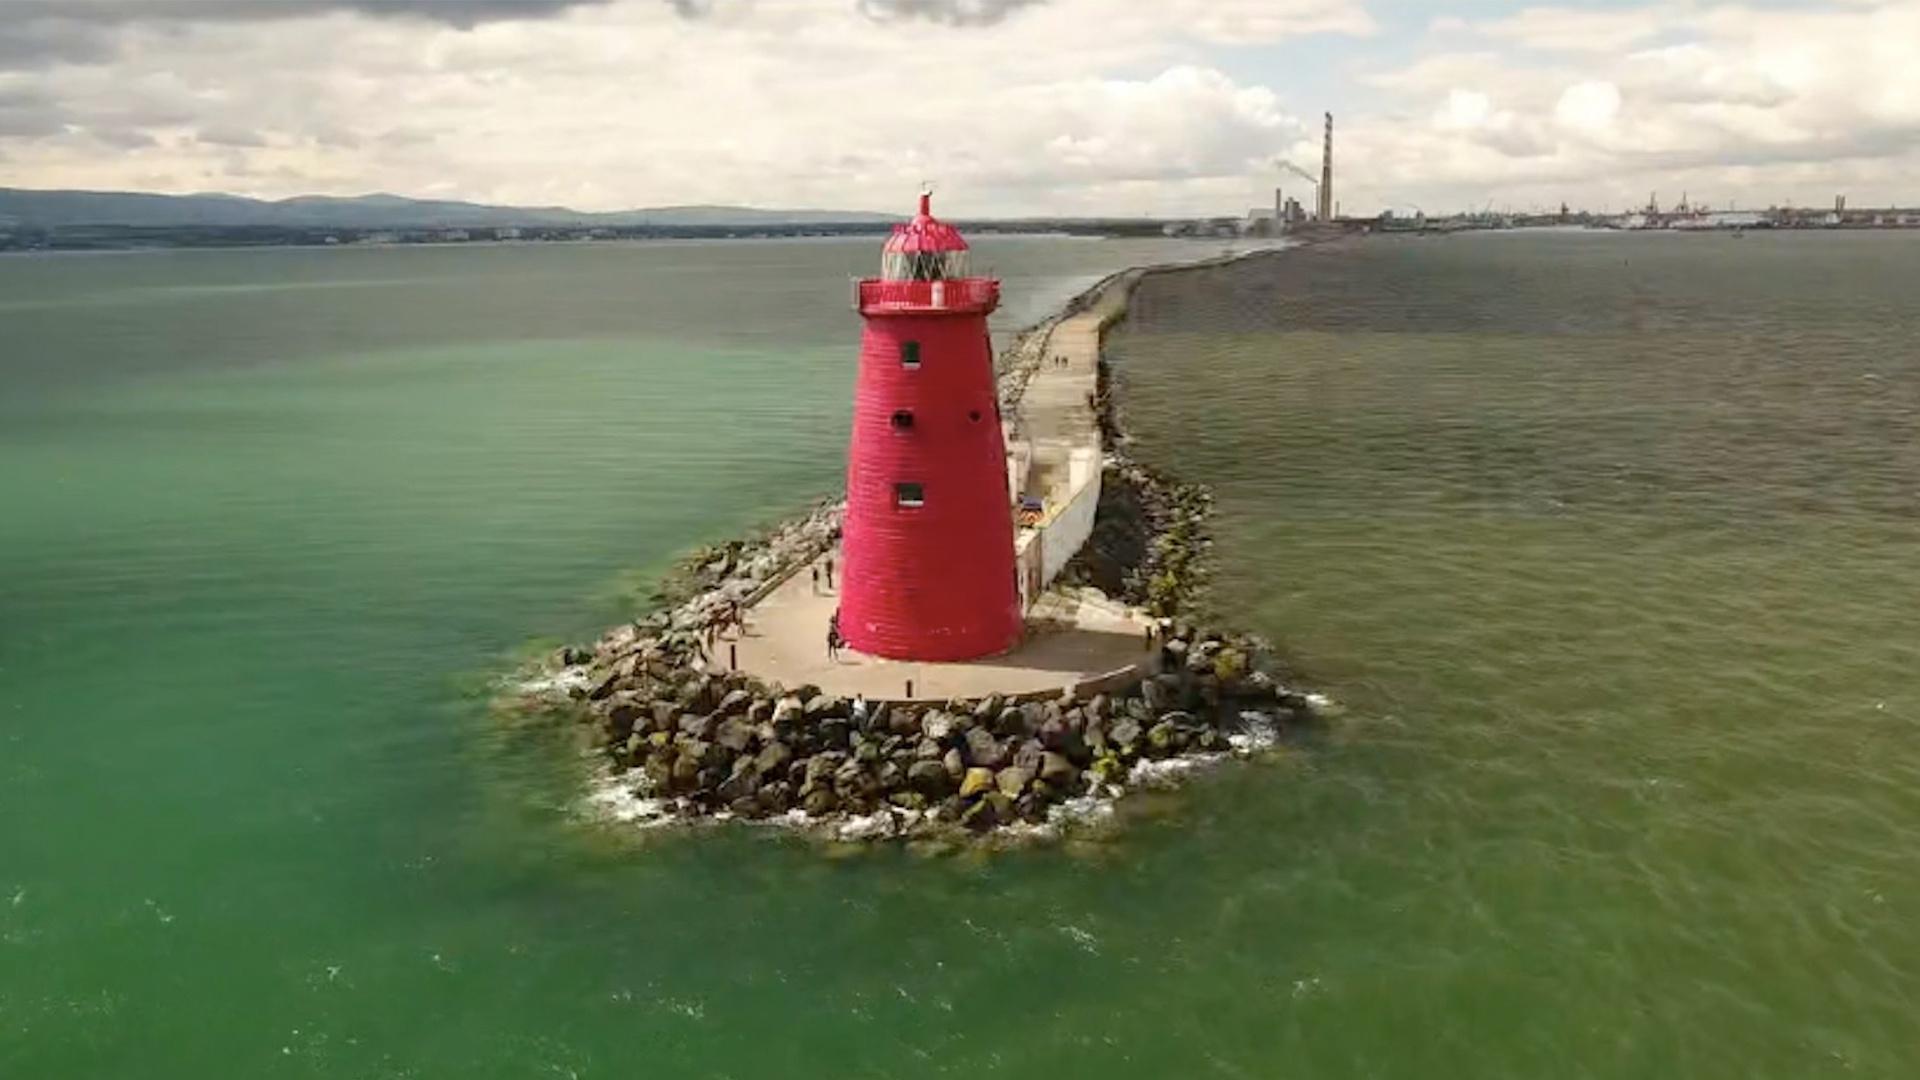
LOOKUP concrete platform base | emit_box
[719,549,1157,703]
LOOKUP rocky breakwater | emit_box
[514,250,1325,843]
[562,615,1310,841]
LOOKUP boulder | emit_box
[670,751,702,792]
[1039,751,1078,789]
[714,717,754,753]
[804,694,846,720]
[716,757,760,803]
[1034,714,1065,746]
[1146,719,1183,755]
[1109,716,1143,753]
[752,740,793,779]
[587,669,622,701]
[641,754,673,792]
[971,694,1002,723]
[958,767,996,799]
[888,707,923,737]
[692,738,730,770]
[942,747,966,780]
[959,797,999,832]
[908,759,953,797]
[964,726,1008,770]
[994,706,1033,739]
[716,688,754,716]
[1161,638,1189,668]
[801,752,846,795]
[607,701,646,737]
[1005,736,1040,774]
[1242,670,1279,700]
[757,781,793,814]
[772,695,805,725]
[1141,675,1177,712]
[1085,724,1109,758]
[801,788,839,816]
[832,759,873,799]
[922,711,958,745]
[678,713,717,741]
[817,717,852,750]
[995,766,1034,798]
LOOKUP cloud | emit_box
[0,0,1384,215]
[0,0,616,71]
[1553,81,1620,132]
[1467,5,1678,54]
[5,0,1909,216]
[196,126,270,148]
[856,0,1046,27]
[2,2,612,29]
[1335,1,1920,212]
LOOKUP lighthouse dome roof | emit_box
[880,193,970,281]
[883,192,969,255]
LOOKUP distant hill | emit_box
[0,188,898,229]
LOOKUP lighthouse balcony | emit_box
[855,277,1000,316]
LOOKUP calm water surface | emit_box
[3,232,1917,1077]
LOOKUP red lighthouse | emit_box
[839,193,1022,661]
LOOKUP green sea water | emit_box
[3,231,1916,1077]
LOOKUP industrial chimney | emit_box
[1318,113,1334,223]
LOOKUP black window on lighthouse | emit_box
[894,482,925,509]
[890,409,914,431]
[900,341,921,369]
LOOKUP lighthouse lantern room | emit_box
[838,194,1023,661]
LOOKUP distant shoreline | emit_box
[0,220,1190,255]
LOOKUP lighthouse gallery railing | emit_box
[855,278,1000,314]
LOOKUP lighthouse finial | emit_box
[918,182,933,218]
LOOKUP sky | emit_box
[0,0,1915,217]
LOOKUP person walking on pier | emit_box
[824,555,836,592]
[810,564,821,595]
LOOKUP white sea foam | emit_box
[583,779,674,827]
[516,666,590,698]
